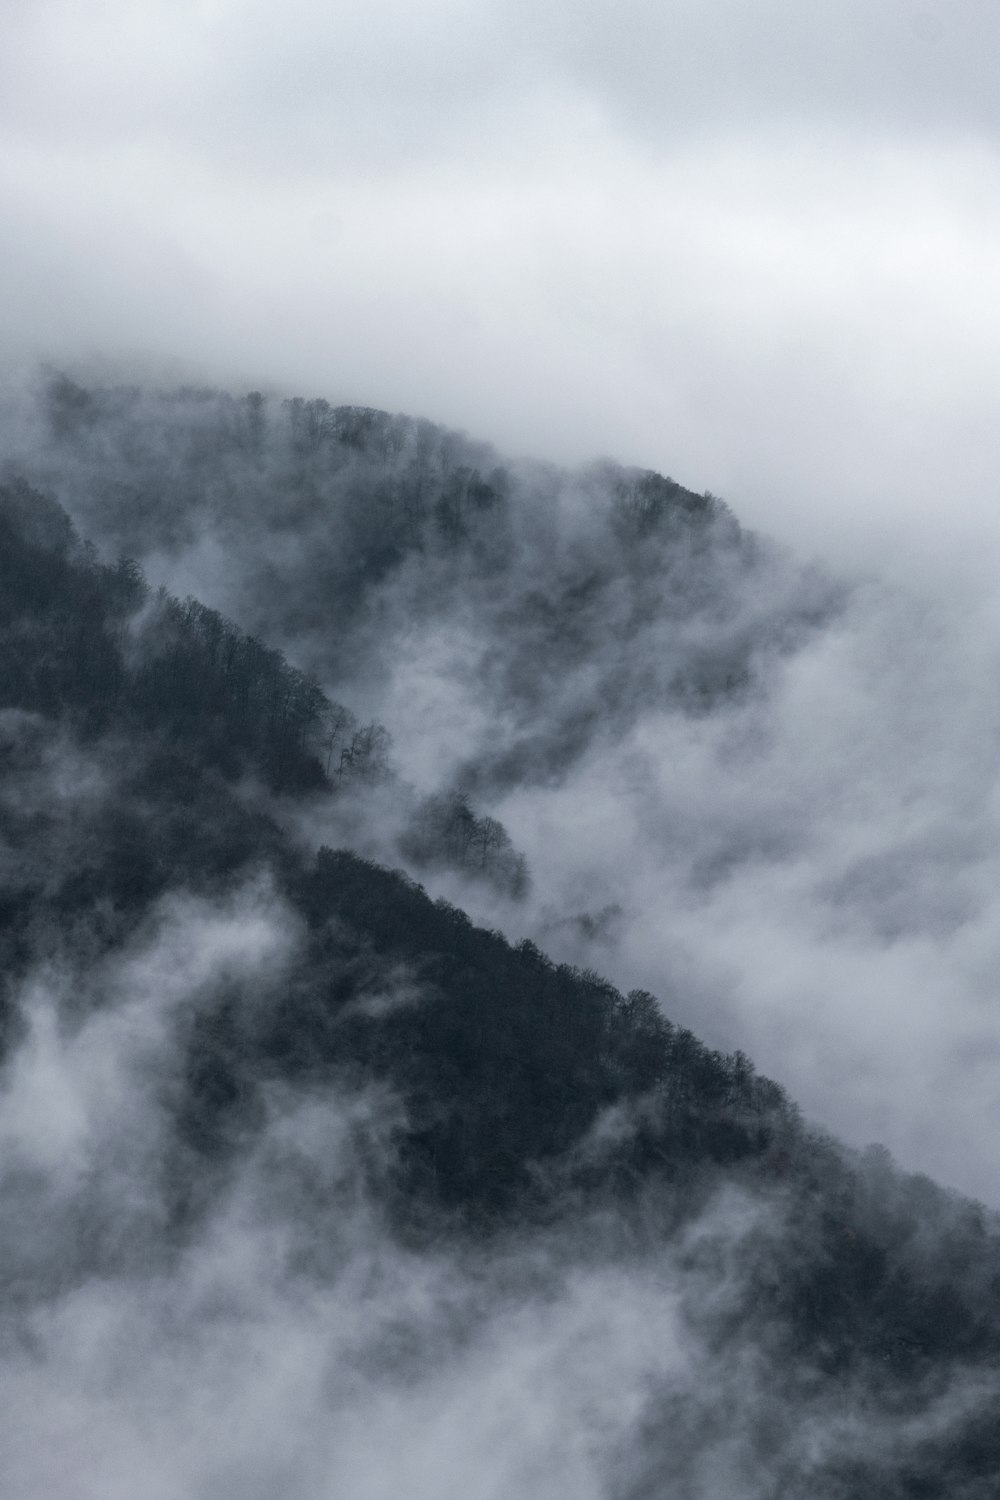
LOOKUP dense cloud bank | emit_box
[4,383,1000,1493]
[7,0,1000,584]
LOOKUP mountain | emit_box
[1,379,999,1497]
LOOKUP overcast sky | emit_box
[4,0,1000,562]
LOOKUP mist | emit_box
[6,378,997,1208]
[6,1,1000,569]
[3,867,996,1500]
[6,1,1000,1490]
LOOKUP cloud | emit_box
[483,573,1000,1204]
[3,1037,994,1500]
[7,0,1000,161]
[4,0,1000,568]
[0,863,700,1498]
[4,470,1000,1492]
[8,376,1000,1205]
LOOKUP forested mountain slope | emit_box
[11,376,838,794]
[13,375,1000,1216]
[1,465,1000,1496]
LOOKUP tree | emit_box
[337,723,391,784]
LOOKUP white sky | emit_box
[4,0,1000,565]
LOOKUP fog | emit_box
[6,4,1000,1489]
[5,0,1000,566]
[6,379,1000,1210]
[3,867,994,1499]
[383,537,1000,1205]
[500,576,1000,1200]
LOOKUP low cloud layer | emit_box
[3,881,994,1499]
[7,7,1000,1487]
[4,1,1000,567]
[346,530,1000,1204]
[498,576,1000,1202]
[8,380,1000,1206]
[5,414,1000,1495]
